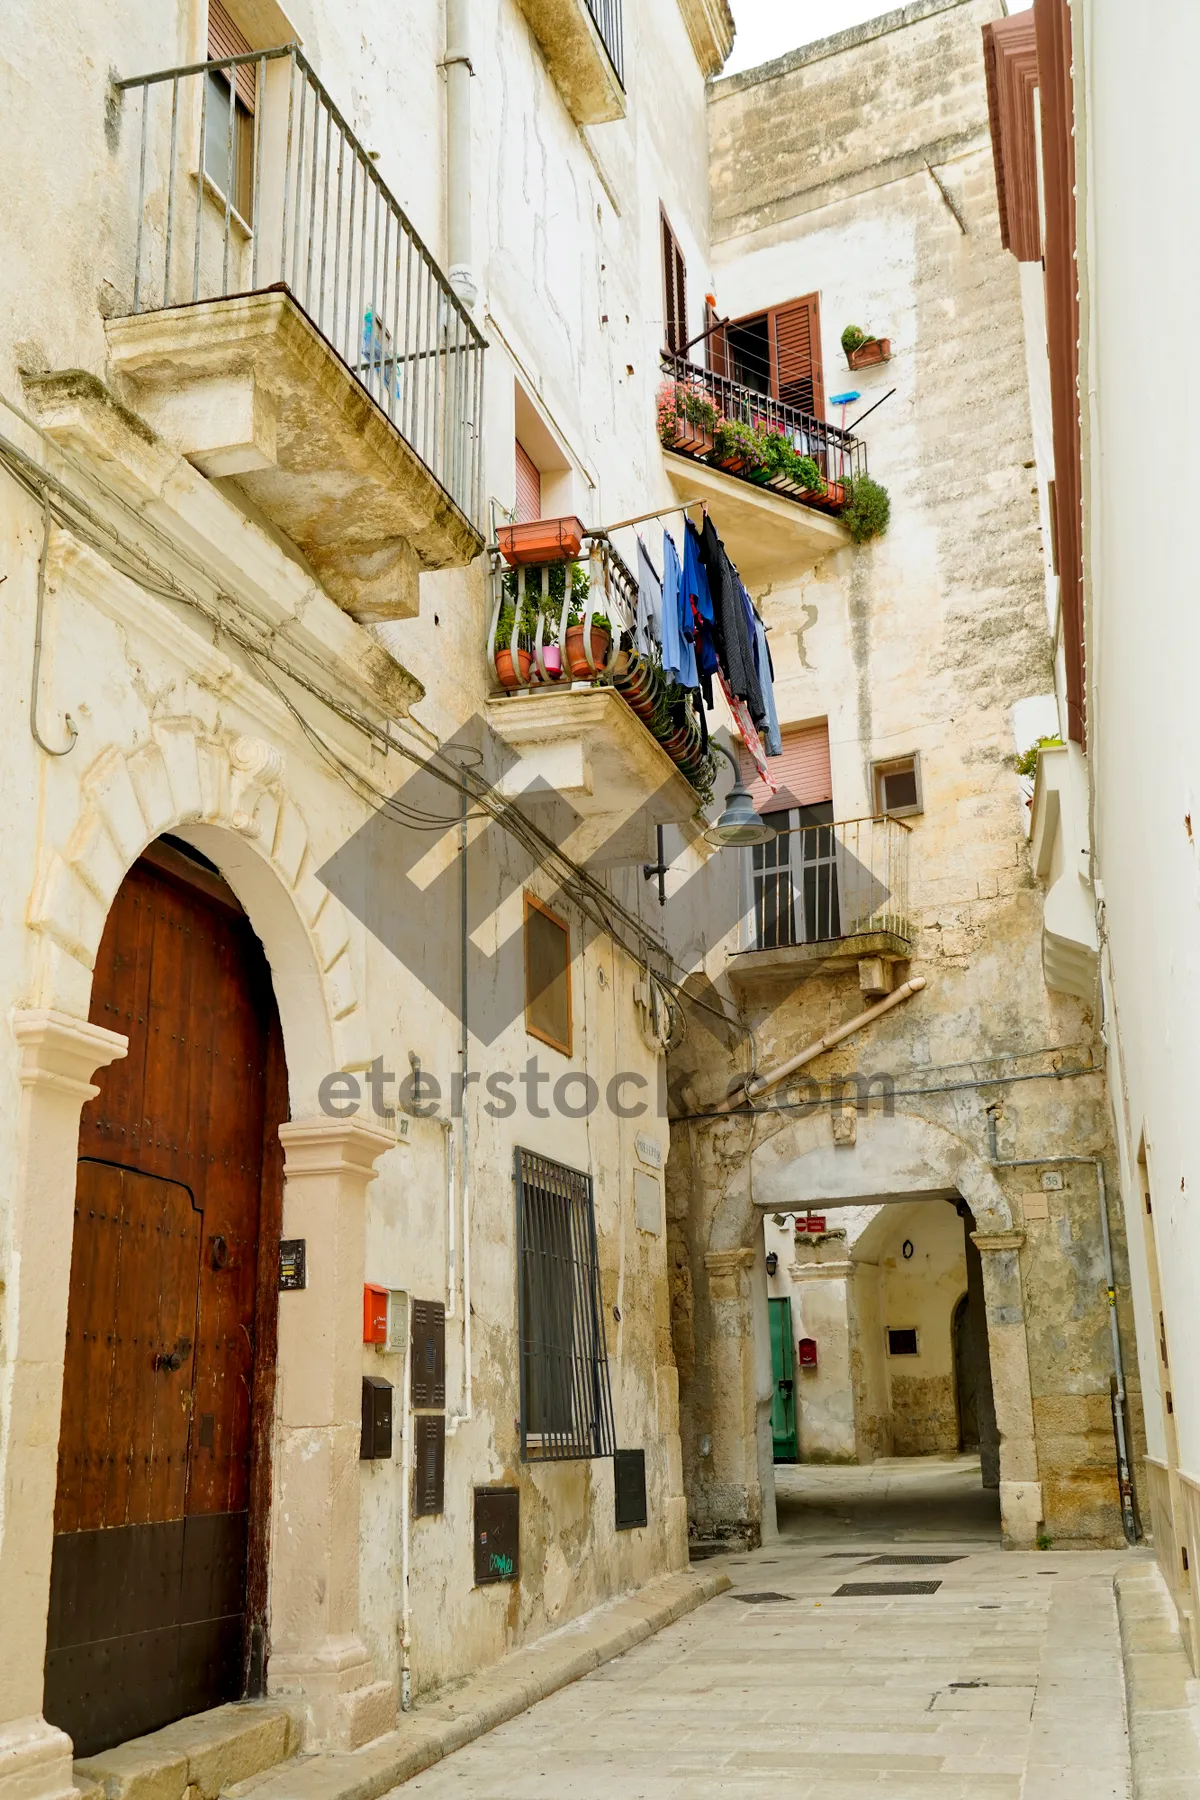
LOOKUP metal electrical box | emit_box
[413,1414,446,1517]
[474,1487,519,1584]
[363,1283,389,1344]
[614,1449,648,1531]
[411,1299,446,1408]
[360,1376,393,1459]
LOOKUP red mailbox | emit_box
[797,1336,819,1370]
[363,1283,389,1345]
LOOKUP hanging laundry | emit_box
[682,518,719,704]
[660,530,698,689]
[635,539,663,658]
[719,673,776,794]
[745,589,782,758]
[698,514,766,729]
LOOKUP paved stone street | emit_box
[396,1459,1134,1798]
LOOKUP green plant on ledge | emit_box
[841,473,891,543]
[841,324,867,357]
[751,426,825,492]
[712,417,767,472]
[1015,735,1063,779]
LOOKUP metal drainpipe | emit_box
[444,0,477,309]
[448,776,473,1434]
[398,1287,414,1709]
[985,1109,1138,1544]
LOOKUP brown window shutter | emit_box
[768,293,824,418]
[739,721,832,815]
[661,210,687,355]
[514,440,542,523]
[982,14,1040,261]
[706,300,729,377]
[208,0,256,112]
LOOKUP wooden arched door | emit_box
[44,840,287,1755]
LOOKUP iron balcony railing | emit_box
[740,814,911,954]
[586,0,625,84]
[660,351,868,501]
[116,46,485,529]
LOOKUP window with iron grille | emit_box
[515,1147,616,1462]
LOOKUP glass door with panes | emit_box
[751,804,841,948]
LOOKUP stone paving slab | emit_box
[222,1568,728,1800]
[1115,1562,1200,1797]
[380,1537,1136,1798]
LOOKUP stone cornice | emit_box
[971,1229,1026,1253]
[678,0,734,78]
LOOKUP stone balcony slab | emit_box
[512,0,626,125]
[662,452,849,589]
[106,291,483,622]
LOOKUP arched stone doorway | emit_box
[44,839,288,1754]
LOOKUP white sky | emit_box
[723,0,1031,78]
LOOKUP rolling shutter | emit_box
[207,0,256,111]
[740,721,832,815]
[769,293,824,418]
[515,440,542,522]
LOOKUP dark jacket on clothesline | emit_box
[698,514,766,729]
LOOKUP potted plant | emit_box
[840,474,891,543]
[712,417,766,476]
[657,378,720,458]
[750,427,826,497]
[496,514,586,567]
[841,323,891,370]
[563,566,611,678]
[493,594,532,689]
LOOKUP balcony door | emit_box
[709,293,825,419]
[752,803,841,948]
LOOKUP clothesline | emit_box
[599,498,705,535]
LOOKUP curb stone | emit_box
[1115,1562,1200,1796]
[223,1566,732,1799]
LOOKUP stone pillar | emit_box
[267,1118,397,1750]
[700,1249,763,1547]
[973,1229,1043,1546]
[0,1010,128,1800]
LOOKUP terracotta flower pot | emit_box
[497,515,585,567]
[494,644,532,689]
[846,337,891,370]
[715,453,747,474]
[672,420,715,458]
[565,622,611,679]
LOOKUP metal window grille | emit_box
[585,0,624,86]
[115,45,485,531]
[515,1147,616,1462]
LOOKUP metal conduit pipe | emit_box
[448,772,473,1433]
[444,0,477,309]
[985,1112,1138,1545]
[718,975,927,1112]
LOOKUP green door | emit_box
[769,1296,799,1462]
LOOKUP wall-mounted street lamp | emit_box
[765,1250,779,1276]
[644,741,772,903]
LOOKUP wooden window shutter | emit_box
[768,293,824,418]
[739,721,833,815]
[706,299,729,378]
[207,0,256,111]
[661,211,687,355]
[524,897,572,1056]
[982,14,1040,261]
[514,440,542,523]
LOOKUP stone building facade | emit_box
[0,0,735,1792]
[660,0,1144,1556]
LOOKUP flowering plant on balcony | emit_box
[712,417,768,475]
[657,378,721,454]
[749,425,825,493]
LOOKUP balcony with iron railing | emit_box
[103,45,485,621]
[485,520,713,866]
[513,0,625,124]
[658,352,866,586]
[728,813,912,992]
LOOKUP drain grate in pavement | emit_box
[733,1592,795,1604]
[864,1554,965,1566]
[834,1580,942,1597]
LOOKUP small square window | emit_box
[524,895,572,1057]
[874,754,922,818]
[887,1327,919,1356]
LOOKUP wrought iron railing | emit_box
[739,814,911,953]
[659,351,868,501]
[115,47,485,529]
[586,0,625,84]
[486,530,713,794]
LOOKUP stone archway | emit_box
[673,1106,1041,1556]
[2,720,395,1797]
